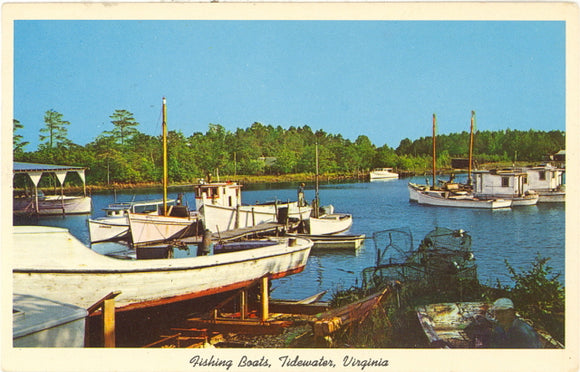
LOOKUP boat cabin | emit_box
[523,164,565,192]
[194,182,243,210]
[473,169,531,198]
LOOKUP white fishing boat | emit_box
[522,164,565,203]
[369,167,399,180]
[128,211,201,247]
[415,188,511,209]
[472,169,539,206]
[13,293,88,347]
[13,162,91,216]
[287,233,365,250]
[88,198,177,244]
[305,143,353,235]
[13,225,313,312]
[195,182,312,233]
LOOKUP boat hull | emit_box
[13,195,91,215]
[13,226,313,311]
[536,190,565,203]
[307,213,353,235]
[415,190,511,209]
[128,213,200,246]
[88,217,130,244]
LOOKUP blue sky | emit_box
[13,20,565,151]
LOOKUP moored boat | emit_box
[369,167,399,180]
[13,225,313,312]
[88,198,177,244]
[473,169,539,206]
[287,233,365,250]
[415,188,512,209]
[13,162,91,216]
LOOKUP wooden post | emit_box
[261,277,269,322]
[240,289,247,320]
[103,298,116,348]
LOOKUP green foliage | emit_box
[491,254,565,343]
[13,105,565,185]
[13,119,29,154]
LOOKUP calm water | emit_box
[28,176,565,301]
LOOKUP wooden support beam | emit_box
[240,289,247,320]
[261,277,269,322]
[103,298,116,348]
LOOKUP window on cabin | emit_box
[501,177,509,187]
[523,176,528,184]
[539,171,546,180]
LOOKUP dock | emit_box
[179,222,290,244]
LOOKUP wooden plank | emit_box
[103,298,116,347]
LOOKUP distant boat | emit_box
[416,302,563,348]
[369,168,399,181]
[13,162,91,216]
[409,112,510,209]
[13,225,313,312]
[88,198,177,244]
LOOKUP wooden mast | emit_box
[468,111,475,186]
[314,142,320,218]
[162,97,168,216]
[432,114,437,189]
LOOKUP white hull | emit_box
[416,190,511,209]
[370,168,399,180]
[13,226,313,311]
[307,213,353,235]
[536,190,565,203]
[88,217,130,243]
[408,183,427,202]
[202,202,312,233]
[14,195,91,215]
[128,213,200,246]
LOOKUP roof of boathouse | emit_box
[13,162,87,174]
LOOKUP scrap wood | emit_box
[186,317,293,335]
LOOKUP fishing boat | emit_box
[472,169,539,206]
[13,162,91,216]
[521,164,565,203]
[13,293,88,347]
[369,167,399,180]
[409,112,510,209]
[305,143,353,235]
[125,98,202,247]
[416,302,563,348]
[12,225,313,312]
[88,198,177,244]
[194,181,312,233]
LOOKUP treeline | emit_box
[13,113,565,186]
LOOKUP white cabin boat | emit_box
[307,212,353,235]
[194,182,312,232]
[88,198,177,244]
[522,164,565,203]
[128,210,201,247]
[369,168,399,180]
[13,226,313,312]
[473,169,539,206]
[13,162,91,216]
[13,293,87,347]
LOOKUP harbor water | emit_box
[26,176,565,301]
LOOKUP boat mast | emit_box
[432,113,437,189]
[468,110,475,186]
[162,97,168,216]
[315,142,320,218]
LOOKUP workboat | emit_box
[472,169,539,206]
[304,143,353,235]
[195,181,312,233]
[13,225,313,312]
[13,162,91,216]
[521,164,565,203]
[369,167,399,180]
[88,198,177,244]
[416,302,563,348]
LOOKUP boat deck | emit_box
[180,222,289,243]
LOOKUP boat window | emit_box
[539,171,546,180]
[523,176,528,184]
[501,177,509,187]
[228,196,232,207]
